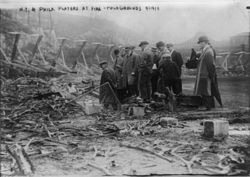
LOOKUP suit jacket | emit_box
[158,59,180,80]
[171,50,183,73]
[138,49,153,75]
[99,67,117,104]
[122,53,138,87]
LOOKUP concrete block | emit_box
[84,100,101,115]
[160,117,178,126]
[203,120,229,138]
[128,107,145,117]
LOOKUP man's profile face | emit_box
[199,42,206,49]
[125,49,131,55]
[141,44,148,50]
[158,46,164,51]
[101,63,107,70]
[167,46,173,52]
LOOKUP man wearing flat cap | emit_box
[166,43,183,94]
[99,60,118,110]
[156,41,170,66]
[194,36,221,110]
[138,41,153,103]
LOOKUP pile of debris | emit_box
[1,77,82,137]
[0,76,122,176]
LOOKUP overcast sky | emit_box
[1,0,249,43]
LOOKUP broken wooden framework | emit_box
[217,51,250,71]
[0,30,120,76]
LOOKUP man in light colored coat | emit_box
[194,36,217,110]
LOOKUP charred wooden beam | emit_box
[10,32,21,62]
[6,144,35,175]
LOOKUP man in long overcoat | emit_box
[194,36,218,110]
[99,61,118,110]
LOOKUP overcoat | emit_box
[99,67,117,104]
[194,45,216,96]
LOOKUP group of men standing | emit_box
[99,40,184,109]
[99,35,221,111]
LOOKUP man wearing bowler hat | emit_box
[99,60,118,110]
[194,36,221,110]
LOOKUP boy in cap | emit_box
[99,61,118,110]
[156,41,170,66]
[158,53,181,95]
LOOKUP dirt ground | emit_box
[29,117,250,177]
[1,77,250,177]
[182,77,250,109]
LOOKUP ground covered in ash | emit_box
[1,74,250,177]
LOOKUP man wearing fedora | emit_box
[194,36,220,110]
[99,60,119,110]
[138,41,153,103]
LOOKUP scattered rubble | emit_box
[1,74,249,176]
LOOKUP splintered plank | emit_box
[6,144,35,175]
[119,143,173,163]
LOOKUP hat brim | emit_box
[139,43,149,47]
[197,40,209,44]
[99,62,107,66]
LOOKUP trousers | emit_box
[138,72,152,101]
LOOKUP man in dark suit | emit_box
[138,41,153,103]
[166,43,183,94]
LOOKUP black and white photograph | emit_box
[0,0,250,176]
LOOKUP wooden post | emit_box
[55,38,66,64]
[0,47,10,61]
[38,11,41,33]
[54,38,72,72]
[107,44,115,63]
[30,35,43,64]
[92,43,101,66]
[11,33,21,61]
[77,40,88,68]
[221,53,230,71]
[49,11,53,32]
[27,11,30,26]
